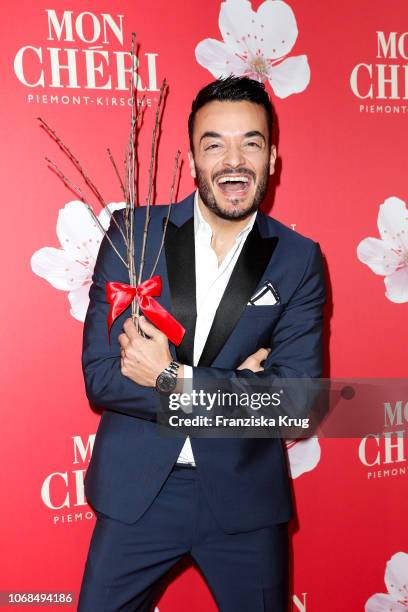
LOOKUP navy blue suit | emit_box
[79,193,325,611]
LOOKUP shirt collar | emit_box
[193,190,257,243]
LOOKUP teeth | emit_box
[218,176,249,184]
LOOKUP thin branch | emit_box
[45,157,88,203]
[107,148,126,200]
[85,205,129,269]
[136,78,167,289]
[136,94,146,120]
[122,93,145,208]
[45,158,129,269]
[145,81,166,212]
[127,33,138,324]
[38,116,127,246]
[150,150,181,277]
[39,117,106,204]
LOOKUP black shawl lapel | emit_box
[198,223,278,367]
[164,218,196,365]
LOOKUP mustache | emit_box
[212,168,256,182]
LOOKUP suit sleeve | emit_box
[191,241,326,419]
[81,210,162,420]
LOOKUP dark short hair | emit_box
[188,76,274,151]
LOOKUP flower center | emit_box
[240,50,270,82]
[251,56,269,75]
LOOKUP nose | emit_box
[222,142,245,168]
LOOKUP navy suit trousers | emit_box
[78,467,289,611]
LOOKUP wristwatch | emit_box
[155,360,180,393]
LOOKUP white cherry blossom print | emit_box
[286,437,321,478]
[365,552,408,611]
[195,0,310,98]
[357,197,408,304]
[31,201,125,322]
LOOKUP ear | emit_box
[188,150,196,179]
[269,145,277,176]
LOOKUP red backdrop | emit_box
[1,1,407,610]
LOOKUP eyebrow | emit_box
[200,130,266,143]
[244,131,266,141]
[200,131,222,142]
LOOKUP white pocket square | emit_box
[248,281,280,306]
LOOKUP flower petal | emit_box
[384,552,408,601]
[68,283,92,322]
[30,247,88,290]
[56,201,103,263]
[384,267,408,303]
[219,0,256,54]
[195,39,247,78]
[268,55,310,98]
[97,202,126,231]
[377,197,408,251]
[257,0,298,58]
[365,593,407,611]
[286,437,321,479]
[357,237,401,276]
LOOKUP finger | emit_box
[118,333,130,348]
[237,357,254,371]
[250,361,264,372]
[138,315,165,341]
[237,359,263,372]
[123,317,139,340]
[256,347,270,361]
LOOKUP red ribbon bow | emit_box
[106,275,185,346]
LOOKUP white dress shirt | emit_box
[176,191,257,465]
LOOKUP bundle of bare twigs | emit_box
[38,32,181,326]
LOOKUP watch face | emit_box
[156,372,177,393]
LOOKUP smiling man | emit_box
[190,97,274,221]
[79,77,326,612]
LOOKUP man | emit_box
[79,76,325,611]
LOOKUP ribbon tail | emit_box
[143,298,185,346]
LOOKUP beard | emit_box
[195,161,270,221]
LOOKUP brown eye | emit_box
[203,143,222,152]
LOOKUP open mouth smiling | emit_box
[215,174,253,196]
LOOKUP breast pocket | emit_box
[240,304,284,320]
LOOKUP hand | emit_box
[237,347,271,372]
[118,316,173,387]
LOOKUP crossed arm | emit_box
[118,315,269,388]
[82,213,325,421]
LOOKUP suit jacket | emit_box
[82,192,326,533]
